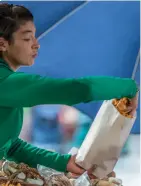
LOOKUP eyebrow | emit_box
[21,30,33,34]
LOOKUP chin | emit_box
[27,60,35,66]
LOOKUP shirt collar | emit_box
[0,58,14,72]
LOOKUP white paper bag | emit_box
[75,100,136,178]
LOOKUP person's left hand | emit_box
[129,92,139,116]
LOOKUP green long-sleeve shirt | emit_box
[0,58,138,172]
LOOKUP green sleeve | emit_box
[80,76,138,100]
[0,72,138,107]
[5,138,71,172]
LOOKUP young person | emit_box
[0,3,138,176]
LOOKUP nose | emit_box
[32,38,40,50]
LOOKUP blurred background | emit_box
[3,0,140,185]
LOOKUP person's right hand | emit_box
[66,155,85,176]
[67,156,116,180]
[67,156,98,179]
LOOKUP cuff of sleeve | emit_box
[41,152,71,173]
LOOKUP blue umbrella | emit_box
[3,1,140,133]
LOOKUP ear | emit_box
[0,37,8,52]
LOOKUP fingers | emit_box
[72,164,85,175]
[88,174,97,179]
[127,93,139,116]
[70,173,81,179]
[107,171,116,178]
[67,155,85,175]
[67,155,117,180]
[87,167,95,176]
[72,156,85,175]
[126,106,132,112]
[129,109,136,117]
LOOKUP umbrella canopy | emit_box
[2,1,140,133]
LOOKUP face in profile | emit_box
[1,21,40,70]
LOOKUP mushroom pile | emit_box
[0,161,46,186]
[0,161,71,186]
[68,172,123,186]
[90,177,122,186]
[0,161,123,186]
[0,177,35,186]
[112,97,133,118]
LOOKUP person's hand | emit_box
[67,156,98,179]
[87,170,116,180]
[129,92,139,116]
[66,155,85,177]
[66,155,97,179]
[107,171,116,178]
[67,155,116,179]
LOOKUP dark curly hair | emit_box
[0,3,33,57]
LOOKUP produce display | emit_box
[0,161,45,186]
[0,161,123,186]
